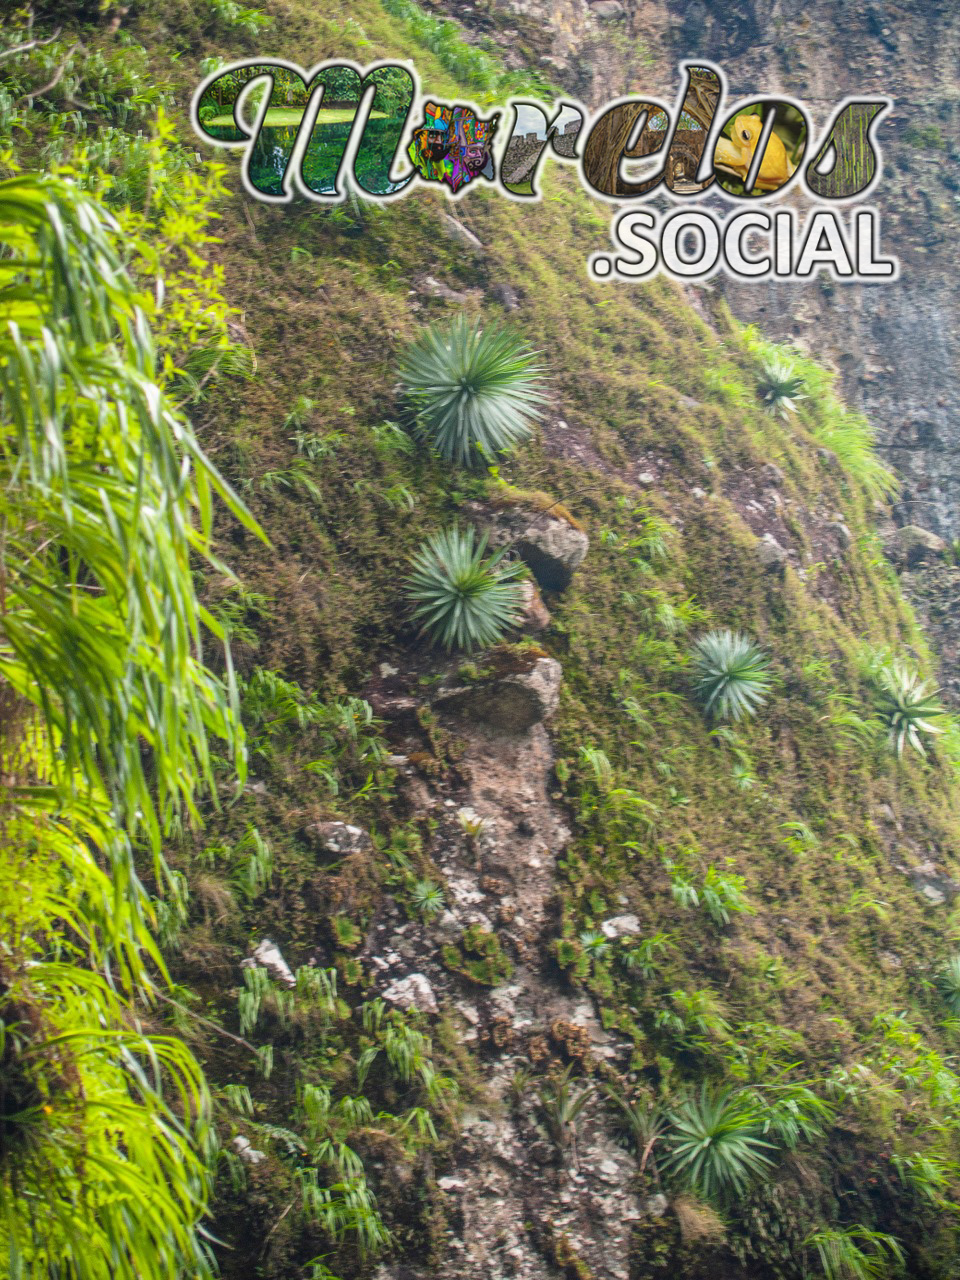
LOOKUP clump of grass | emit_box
[689,629,771,723]
[405,525,525,652]
[399,316,547,469]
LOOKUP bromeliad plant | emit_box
[405,525,526,651]
[398,315,547,468]
[689,629,772,723]
[938,956,960,1016]
[661,1084,776,1201]
[870,657,944,758]
[757,355,806,418]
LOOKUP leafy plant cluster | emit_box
[221,965,458,1272]
[0,171,255,1279]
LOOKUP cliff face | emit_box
[440,0,960,538]
[15,3,960,1278]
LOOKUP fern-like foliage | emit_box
[405,525,525,651]
[804,1225,904,1280]
[399,316,546,468]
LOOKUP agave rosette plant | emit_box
[405,525,525,651]
[872,658,944,758]
[938,956,960,1016]
[399,316,547,468]
[690,629,772,722]
[662,1084,776,1201]
[757,356,806,418]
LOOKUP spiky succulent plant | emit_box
[939,956,960,1016]
[405,525,525,652]
[411,879,445,918]
[873,659,944,758]
[757,357,806,418]
[690,629,771,722]
[399,316,546,468]
[662,1084,776,1202]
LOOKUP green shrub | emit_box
[442,924,513,985]
[399,316,546,468]
[689,630,772,722]
[662,1084,776,1201]
[405,525,526,651]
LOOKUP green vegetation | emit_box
[938,956,960,1015]
[689,629,772,722]
[399,315,547,468]
[0,173,253,1278]
[378,0,558,102]
[756,354,806,418]
[405,525,526,651]
[869,654,945,758]
[804,1225,905,1280]
[205,107,389,127]
[442,923,513,985]
[4,2,960,1278]
[536,1066,595,1157]
[661,1085,776,1201]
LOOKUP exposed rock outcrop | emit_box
[884,524,948,569]
[304,819,374,856]
[468,502,589,591]
[241,938,296,988]
[433,655,563,733]
[361,646,639,1280]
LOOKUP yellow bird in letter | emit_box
[713,113,796,192]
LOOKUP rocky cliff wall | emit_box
[433,0,960,537]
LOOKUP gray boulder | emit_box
[884,524,947,569]
[516,579,551,633]
[906,859,959,906]
[382,973,439,1015]
[434,656,562,734]
[474,505,589,591]
[440,213,483,252]
[758,533,789,573]
[601,914,641,940]
[306,820,373,857]
[242,939,296,989]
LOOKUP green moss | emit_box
[443,924,513,986]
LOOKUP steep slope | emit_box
[5,3,960,1279]
[426,0,960,541]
